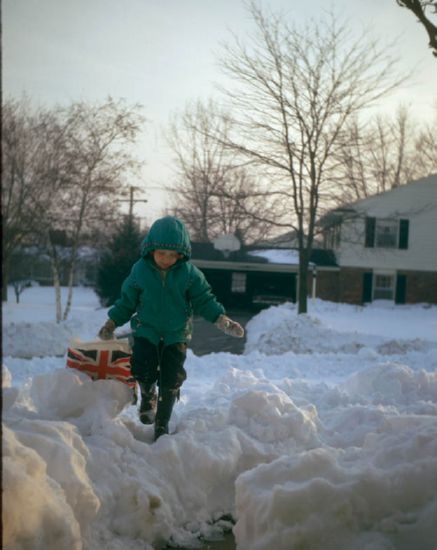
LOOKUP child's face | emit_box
[152,249,182,270]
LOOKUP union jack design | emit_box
[67,346,136,388]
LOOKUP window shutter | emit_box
[395,274,407,304]
[398,219,409,249]
[362,272,373,303]
[365,217,375,248]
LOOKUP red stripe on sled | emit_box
[66,347,136,388]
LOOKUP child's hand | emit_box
[98,319,116,340]
[215,315,245,338]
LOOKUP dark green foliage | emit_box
[95,218,144,307]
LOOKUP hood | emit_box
[141,216,191,260]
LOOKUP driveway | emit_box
[190,310,254,356]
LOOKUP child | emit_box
[98,216,244,440]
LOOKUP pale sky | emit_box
[3,0,437,223]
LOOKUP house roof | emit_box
[191,242,268,263]
[248,249,300,265]
[319,174,437,225]
[256,230,299,248]
[307,248,338,267]
[190,241,338,271]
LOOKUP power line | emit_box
[118,185,148,221]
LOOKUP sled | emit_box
[66,338,136,391]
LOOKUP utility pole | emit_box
[119,185,148,223]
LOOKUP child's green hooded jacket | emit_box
[108,216,225,345]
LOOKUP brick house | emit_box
[191,175,437,308]
[190,241,338,310]
[319,174,437,305]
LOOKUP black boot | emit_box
[154,388,177,441]
[131,385,138,405]
[138,382,157,425]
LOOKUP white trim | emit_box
[231,272,247,293]
[373,269,396,276]
[374,218,399,249]
[372,271,396,301]
[192,259,339,273]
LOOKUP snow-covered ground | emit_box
[3,286,437,549]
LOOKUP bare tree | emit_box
[2,97,144,322]
[210,168,277,243]
[215,3,404,313]
[396,0,437,56]
[415,110,437,171]
[167,99,276,243]
[167,100,228,241]
[47,98,144,321]
[333,106,433,203]
[1,98,70,301]
[11,280,34,304]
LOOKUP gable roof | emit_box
[319,174,437,225]
[351,174,437,214]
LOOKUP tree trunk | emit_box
[63,261,76,321]
[51,262,62,323]
[2,258,10,302]
[48,237,63,323]
[297,250,309,314]
[63,181,88,321]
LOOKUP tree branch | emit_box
[396,0,437,56]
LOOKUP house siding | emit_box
[316,175,437,306]
[199,267,297,310]
[338,268,369,304]
[402,270,437,304]
[338,177,437,272]
[313,270,340,302]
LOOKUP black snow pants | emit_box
[130,337,187,392]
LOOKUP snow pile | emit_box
[342,362,437,407]
[244,301,437,356]
[3,425,85,549]
[244,303,373,355]
[4,321,78,357]
[229,389,319,447]
[2,286,119,357]
[4,362,318,549]
[235,428,437,550]
[3,366,236,549]
[3,287,437,549]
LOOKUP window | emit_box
[375,219,398,248]
[365,217,409,249]
[231,272,246,293]
[324,222,342,249]
[363,272,406,304]
[373,273,395,300]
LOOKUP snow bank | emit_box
[245,301,437,356]
[2,286,122,358]
[3,426,84,550]
[342,362,437,406]
[3,287,437,549]
[234,431,437,550]
[3,366,280,548]
[233,363,437,550]
[4,321,79,357]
